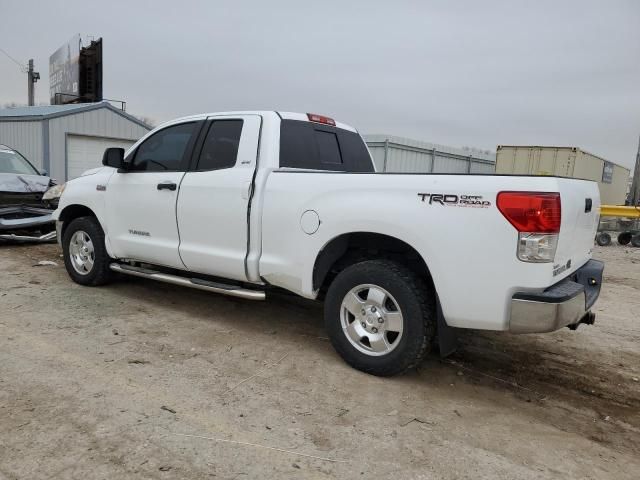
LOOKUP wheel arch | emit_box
[312,232,436,297]
[58,204,99,239]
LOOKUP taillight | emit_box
[307,113,336,126]
[497,192,561,263]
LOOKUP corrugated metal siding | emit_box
[364,134,495,174]
[49,109,150,180]
[0,121,43,168]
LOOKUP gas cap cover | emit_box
[300,210,320,235]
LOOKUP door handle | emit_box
[157,181,177,191]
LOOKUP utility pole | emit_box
[631,135,640,206]
[27,59,40,106]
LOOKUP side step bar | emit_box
[109,263,266,300]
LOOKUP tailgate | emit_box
[553,178,600,279]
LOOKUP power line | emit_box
[0,47,27,72]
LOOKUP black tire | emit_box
[62,216,113,286]
[324,260,436,377]
[596,232,611,246]
[632,235,640,248]
[618,232,632,246]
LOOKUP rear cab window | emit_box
[279,120,374,172]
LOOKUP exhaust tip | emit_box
[567,311,596,330]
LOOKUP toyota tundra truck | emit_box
[53,111,604,376]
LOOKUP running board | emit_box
[109,263,266,300]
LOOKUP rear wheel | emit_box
[62,216,112,286]
[596,232,611,246]
[618,232,632,245]
[324,260,435,376]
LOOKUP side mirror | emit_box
[102,147,125,169]
[39,169,48,176]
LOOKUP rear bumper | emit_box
[509,259,604,333]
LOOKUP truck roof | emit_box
[153,111,357,133]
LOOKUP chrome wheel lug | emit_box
[372,327,378,333]
[371,306,377,313]
[361,322,366,329]
[378,318,384,324]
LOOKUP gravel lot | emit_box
[1,243,638,479]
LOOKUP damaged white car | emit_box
[0,144,64,242]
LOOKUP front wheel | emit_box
[62,216,113,286]
[324,260,436,376]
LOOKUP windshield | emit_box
[0,147,39,175]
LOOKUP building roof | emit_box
[0,101,151,130]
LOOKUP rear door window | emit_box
[279,120,374,172]
[195,120,244,171]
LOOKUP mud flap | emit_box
[436,297,458,357]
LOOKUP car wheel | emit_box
[62,216,112,286]
[618,232,632,245]
[324,259,436,376]
[596,232,611,246]
[632,235,640,248]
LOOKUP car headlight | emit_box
[42,183,66,201]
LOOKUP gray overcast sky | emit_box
[1,0,639,168]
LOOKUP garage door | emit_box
[67,135,136,180]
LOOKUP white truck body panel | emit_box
[260,172,599,330]
[177,114,262,281]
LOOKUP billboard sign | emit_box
[602,161,614,184]
[49,34,81,104]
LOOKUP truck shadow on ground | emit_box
[110,275,639,422]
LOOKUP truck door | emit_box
[105,120,201,269]
[176,114,261,281]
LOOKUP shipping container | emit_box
[364,135,495,174]
[495,146,630,205]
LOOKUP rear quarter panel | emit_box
[260,172,598,331]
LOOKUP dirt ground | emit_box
[0,243,638,480]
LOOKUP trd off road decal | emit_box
[417,193,491,208]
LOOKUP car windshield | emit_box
[0,147,39,175]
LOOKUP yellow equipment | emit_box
[599,205,640,219]
[596,205,640,247]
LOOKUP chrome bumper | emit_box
[509,259,604,333]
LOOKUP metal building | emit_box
[0,102,150,181]
[496,146,631,205]
[364,134,496,174]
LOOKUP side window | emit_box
[129,122,196,172]
[279,120,374,172]
[196,120,244,171]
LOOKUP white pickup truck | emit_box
[53,111,604,376]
